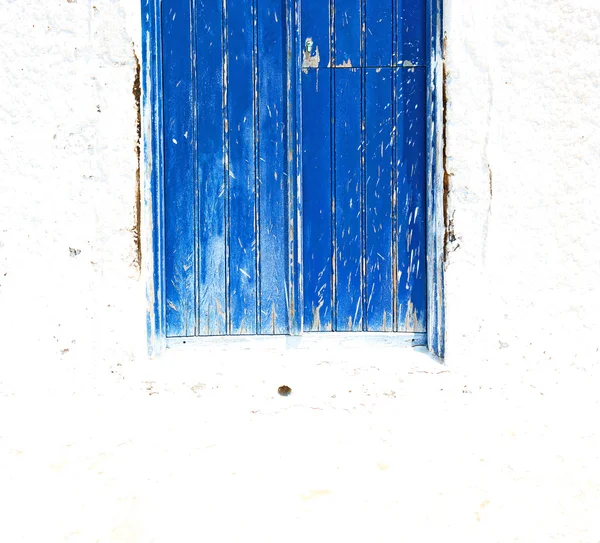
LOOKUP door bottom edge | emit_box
[166,332,427,351]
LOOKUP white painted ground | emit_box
[1,344,599,542]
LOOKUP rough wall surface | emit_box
[0,0,145,372]
[0,0,599,370]
[1,3,600,539]
[443,0,600,369]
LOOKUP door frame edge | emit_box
[142,0,167,357]
[425,0,446,359]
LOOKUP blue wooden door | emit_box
[162,0,426,337]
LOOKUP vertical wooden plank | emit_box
[288,0,304,335]
[257,0,289,334]
[366,0,393,67]
[196,0,227,335]
[162,0,196,337]
[334,68,363,331]
[301,0,330,69]
[395,67,426,332]
[302,68,333,331]
[227,0,258,334]
[334,0,361,67]
[399,0,426,66]
[365,68,394,331]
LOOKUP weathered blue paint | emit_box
[334,0,361,67]
[300,0,332,332]
[143,0,443,350]
[365,67,393,331]
[227,0,259,335]
[334,67,363,331]
[300,0,427,333]
[301,68,333,331]
[159,0,301,337]
[258,0,289,334]
[366,1,393,67]
[396,67,427,332]
[400,0,426,66]
[300,0,328,68]
[196,0,227,336]
[162,0,197,337]
[287,0,304,336]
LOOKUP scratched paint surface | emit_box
[301,0,426,332]
[163,0,196,337]
[163,0,294,337]
[163,0,426,336]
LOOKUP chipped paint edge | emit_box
[289,0,304,334]
[425,0,446,359]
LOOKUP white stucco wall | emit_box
[0,0,147,372]
[1,0,599,371]
[444,0,600,369]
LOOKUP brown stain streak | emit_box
[132,44,142,274]
[442,35,451,264]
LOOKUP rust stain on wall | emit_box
[132,45,142,274]
[442,35,452,264]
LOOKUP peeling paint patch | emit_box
[302,38,320,72]
[403,300,425,333]
[311,299,324,331]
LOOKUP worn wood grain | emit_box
[334,68,363,331]
[366,0,393,67]
[365,68,394,331]
[227,0,258,335]
[301,68,333,331]
[399,0,426,66]
[300,0,329,69]
[334,0,362,68]
[258,0,289,334]
[395,67,427,332]
[163,0,196,337]
[196,0,227,335]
